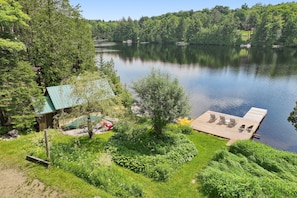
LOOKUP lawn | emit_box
[0,129,227,197]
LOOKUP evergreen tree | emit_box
[18,0,96,87]
[0,0,43,131]
[97,55,133,109]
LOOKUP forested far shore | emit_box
[89,2,297,47]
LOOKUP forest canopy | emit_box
[89,2,297,47]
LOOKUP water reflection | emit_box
[104,44,297,77]
[97,44,297,152]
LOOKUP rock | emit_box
[7,129,19,138]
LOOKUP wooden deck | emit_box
[190,107,267,145]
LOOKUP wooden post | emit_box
[44,130,50,160]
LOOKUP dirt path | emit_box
[0,167,64,198]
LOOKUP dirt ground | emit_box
[0,167,64,198]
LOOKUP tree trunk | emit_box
[87,114,93,138]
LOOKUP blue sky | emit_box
[69,0,290,21]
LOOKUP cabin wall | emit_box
[37,113,54,131]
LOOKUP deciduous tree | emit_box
[288,102,297,130]
[132,69,190,134]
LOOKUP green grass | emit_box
[141,132,227,198]
[199,140,297,198]
[0,131,115,198]
[0,129,227,197]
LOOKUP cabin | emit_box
[35,79,114,131]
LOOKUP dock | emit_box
[190,107,267,146]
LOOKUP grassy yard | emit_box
[0,129,227,197]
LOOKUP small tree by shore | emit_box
[132,69,190,134]
[288,101,297,130]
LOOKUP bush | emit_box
[0,126,10,136]
[105,125,198,181]
[165,123,193,135]
[178,124,193,134]
[112,120,131,133]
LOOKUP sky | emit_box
[69,0,289,21]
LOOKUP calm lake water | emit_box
[97,44,297,152]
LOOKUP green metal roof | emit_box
[46,84,78,110]
[36,79,114,115]
[35,96,56,115]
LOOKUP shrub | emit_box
[112,120,131,133]
[177,124,193,134]
[150,164,171,182]
[105,125,198,181]
[0,126,10,136]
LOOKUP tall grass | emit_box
[198,140,297,198]
[50,135,144,197]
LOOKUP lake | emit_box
[97,44,297,152]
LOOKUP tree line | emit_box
[89,2,297,47]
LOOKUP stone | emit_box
[7,129,19,138]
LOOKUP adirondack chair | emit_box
[227,118,236,127]
[218,116,226,125]
[208,114,217,123]
[246,125,253,132]
[238,124,245,132]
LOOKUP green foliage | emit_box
[0,0,43,131]
[165,123,194,135]
[18,0,97,87]
[288,101,297,130]
[132,69,190,134]
[51,136,144,197]
[0,126,10,136]
[178,124,194,134]
[198,140,297,198]
[7,62,43,132]
[112,120,131,133]
[90,2,297,47]
[105,124,198,181]
[97,55,133,109]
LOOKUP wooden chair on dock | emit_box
[238,124,245,132]
[227,118,236,128]
[246,125,253,132]
[218,116,226,125]
[208,114,217,123]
